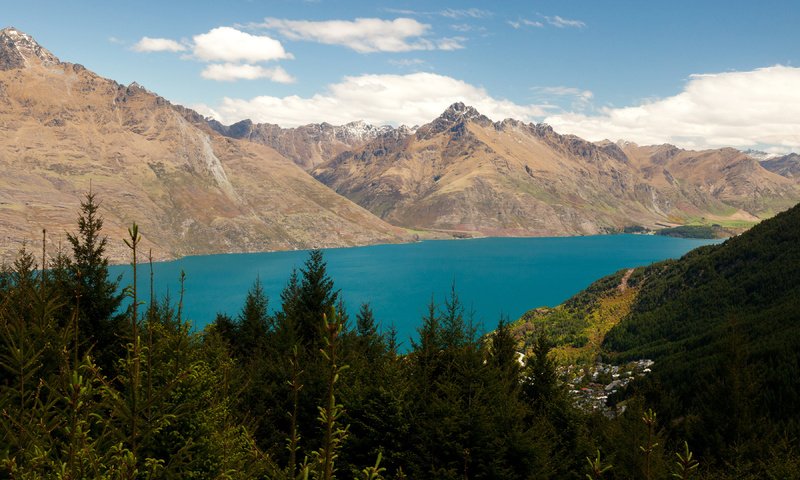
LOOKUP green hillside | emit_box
[512,268,642,365]
[512,202,800,474]
[602,202,800,463]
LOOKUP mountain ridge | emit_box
[0,28,410,263]
[307,103,798,236]
[2,27,799,261]
[205,99,798,238]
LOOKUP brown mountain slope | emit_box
[311,103,799,236]
[0,27,408,262]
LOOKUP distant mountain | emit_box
[740,148,780,162]
[761,152,800,179]
[0,27,408,262]
[308,102,799,237]
[208,118,412,171]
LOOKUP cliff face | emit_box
[0,28,408,262]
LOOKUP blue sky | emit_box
[5,0,800,152]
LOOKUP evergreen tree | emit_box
[235,277,271,357]
[296,249,338,346]
[488,316,520,382]
[523,334,560,407]
[441,283,469,349]
[65,191,124,368]
[354,303,383,363]
[275,268,301,347]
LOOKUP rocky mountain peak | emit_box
[438,102,487,123]
[336,120,394,142]
[419,102,492,138]
[0,27,60,70]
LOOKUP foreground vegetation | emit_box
[1,192,798,478]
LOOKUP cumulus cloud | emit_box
[132,37,187,52]
[545,15,586,28]
[201,63,295,83]
[197,72,547,127]
[133,27,294,83]
[257,17,463,53]
[192,27,291,62]
[545,65,800,150]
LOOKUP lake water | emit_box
[110,235,720,349]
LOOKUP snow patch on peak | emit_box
[332,121,394,143]
[615,139,639,149]
[0,26,60,69]
[741,149,780,161]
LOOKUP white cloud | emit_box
[192,27,291,62]
[383,8,419,15]
[201,63,295,83]
[388,58,427,68]
[545,15,586,28]
[258,17,463,53]
[132,37,186,52]
[533,86,593,112]
[131,27,293,83]
[439,8,492,19]
[545,65,800,150]
[198,72,547,127]
[385,8,492,19]
[534,86,593,100]
[450,23,473,32]
[509,18,544,29]
[436,37,466,51]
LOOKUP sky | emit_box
[5,0,800,152]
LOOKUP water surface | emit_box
[111,235,720,349]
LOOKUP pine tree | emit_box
[235,277,271,357]
[297,250,338,347]
[441,283,468,349]
[65,191,124,369]
[488,316,520,382]
[355,303,383,362]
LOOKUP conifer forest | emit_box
[1,193,799,479]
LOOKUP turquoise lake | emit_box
[110,235,720,349]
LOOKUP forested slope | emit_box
[602,202,800,463]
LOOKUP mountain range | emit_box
[230,103,799,237]
[1,27,798,261]
[0,27,409,262]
